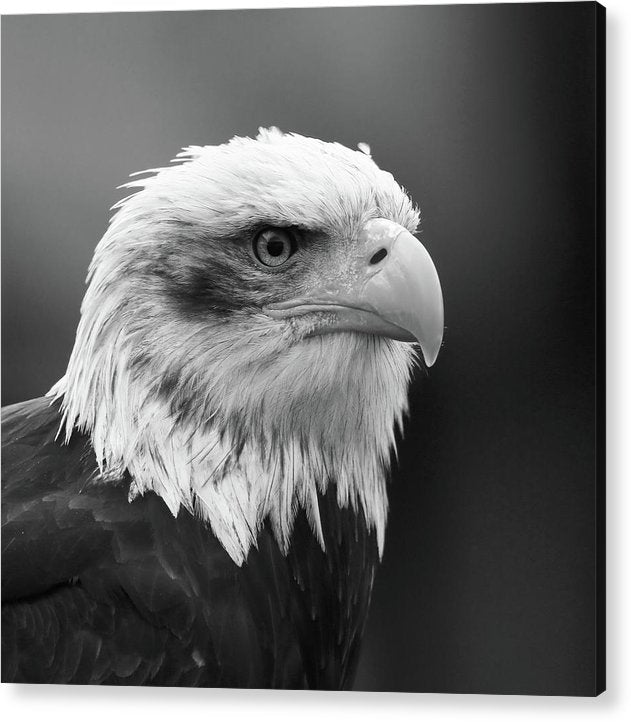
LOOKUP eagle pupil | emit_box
[267,239,285,257]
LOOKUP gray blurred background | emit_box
[2,3,602,694]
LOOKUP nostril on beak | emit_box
[369,248,388,265]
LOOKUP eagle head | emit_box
[51,128,443,564]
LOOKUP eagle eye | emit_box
[253,228,296,268]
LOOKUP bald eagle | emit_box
[1,129,443,689]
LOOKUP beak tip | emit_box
[418,335,443,368]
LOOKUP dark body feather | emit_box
[1,397,379,689]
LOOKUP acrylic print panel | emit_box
[1,2,605,695]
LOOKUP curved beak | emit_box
[264,218,444,366]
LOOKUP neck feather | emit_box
[50,306,415,565]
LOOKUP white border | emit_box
[1,0,629,719]
[1,0,609,13]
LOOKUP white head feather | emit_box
[50,129,420,565]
